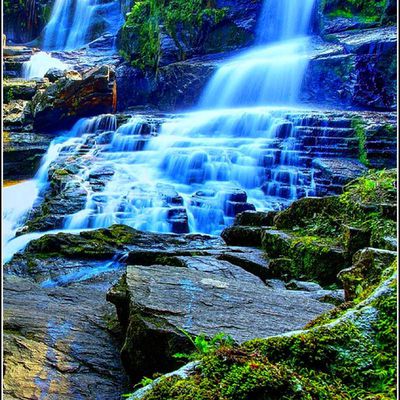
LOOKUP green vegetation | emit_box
[119,0,226,70]
[352,117,369,166]
[283,170,396,247]
[173,330,235,361]
[323,0,389,23]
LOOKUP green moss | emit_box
[324,0,389,23]
[25,224,141,260]
[262,170,396,286]
[352,117,369,166]
[120,0,226,70]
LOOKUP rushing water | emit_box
[22,51,68,79]
[42,0,123,50]
[4,0,319,261]
[43,0,98,50]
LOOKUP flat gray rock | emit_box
[109,261,334,380]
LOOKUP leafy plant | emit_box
[121,376,155,398]
[174,329,235,361]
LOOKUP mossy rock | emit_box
[323,0,391,24]
[273,196,340,230]
[338,247,397,300]
[26,224,142,260]
[262,230,347,285]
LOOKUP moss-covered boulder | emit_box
[262,230,347,285]
[338,247,397,300]
[24,224,141,259]
[273,196,340,230]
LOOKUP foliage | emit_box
[122,0,161,71]
[122,376,155,398]
[352,117,369,166]
[120,0,226,70]
[174,329,235,361]
[323,0,389,23]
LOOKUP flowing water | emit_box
[21,0,124,78]
[22,51,68,79]
[4,0,319,261]
[42,0,123,50]
[43,0,98,50]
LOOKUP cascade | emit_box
[4,0,320,256]
[43,0,98,51]
[22,51,68,79]
[2,115,116,261]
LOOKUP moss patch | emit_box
[323,0,389,23]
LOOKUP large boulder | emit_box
[31,65,117,131]
[107,261,333,381]
[126,267,397,399]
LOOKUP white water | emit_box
[60,109,315,235]
[43,0,98,50]
[199,0,316,108]
[22,51,67,79]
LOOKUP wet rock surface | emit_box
[4,224,336,391]
[32,65,117,131]
[3,131,56,180]
[3,270,128,400]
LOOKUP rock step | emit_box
[291,118,353,129]
[300,137,359,146]
[294,126,355,138]
[299,145,358,155]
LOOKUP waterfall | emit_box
[4,0,320,256]
[43,0,98,50]
[199,0,316,108]
[256,0,316,44]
